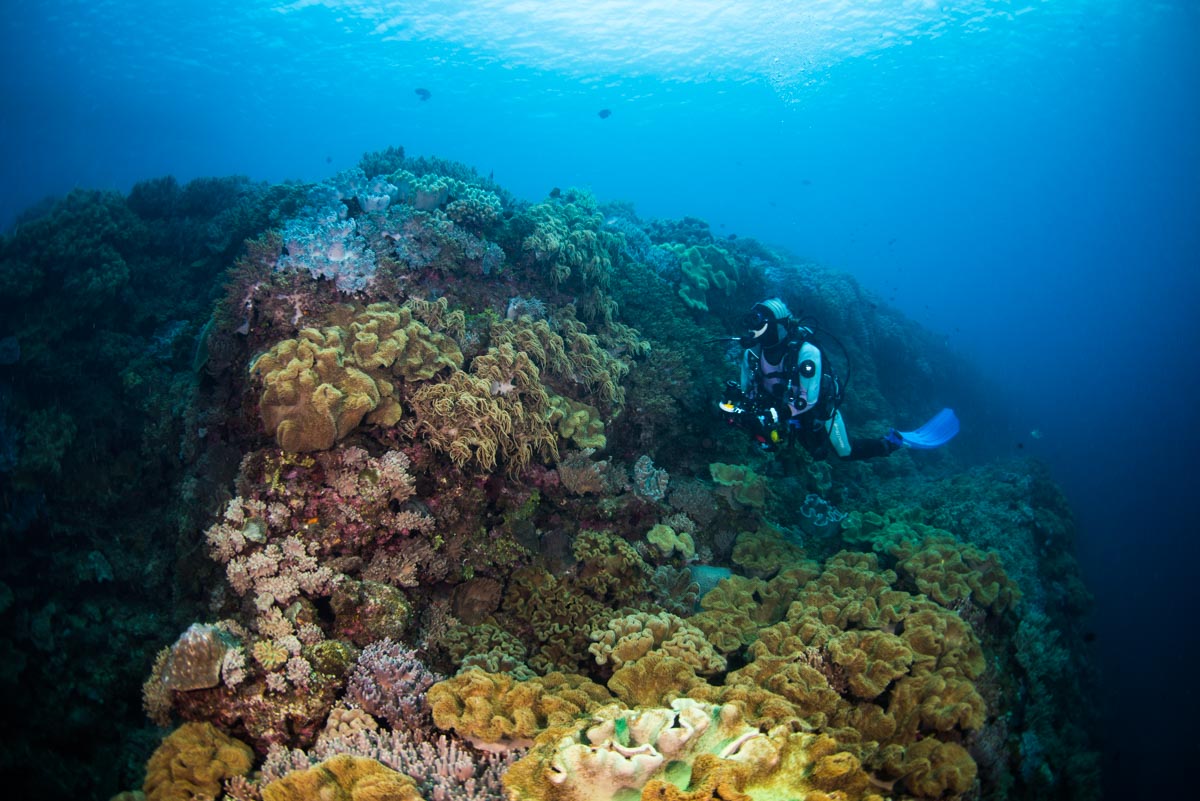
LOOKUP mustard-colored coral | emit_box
[709,463,768,509]
[250,302,463,452]
[646,523,695,561]
[503,699,881,801]
[427,669,612,750]
[250,328,381,452]
[143,722,254,801]
[261,755,423,801]
[548,394,607,450]
[667,243,744,312]
[891,534,1021,614]
[730,525,807,578]
[588,610,726,675]
[606,653,713,709]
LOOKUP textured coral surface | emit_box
[0,150,1099,801]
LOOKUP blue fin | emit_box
[895,408,960,449]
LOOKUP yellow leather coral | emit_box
[646,523,695,561]
[261,755,423,801]
[251,327,380,452]
[142,722,253,801]
[890,534,1021,614]
[588,610,726,675]
[249,302,463,452]
[503,699,882,801]
[606,653,713,709]
[427,669,611,750]
[709,463,768,509]
[730,525,807,578]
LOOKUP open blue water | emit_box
[2,1,1197,797]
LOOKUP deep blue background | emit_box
[2,2,1196,796]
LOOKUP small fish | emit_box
[1030,429,1043,440]
[597,108,612,119]
[549,187,561,199]
[325,155,332,164]
[415,87,431,101]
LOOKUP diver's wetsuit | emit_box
[781,364,895,461]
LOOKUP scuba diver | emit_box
[718,298,959,459]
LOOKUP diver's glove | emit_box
[883,428,905,452]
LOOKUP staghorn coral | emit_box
[143,722,254,801]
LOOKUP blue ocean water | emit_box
[2,1,1196,798]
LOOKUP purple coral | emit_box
[346,639,444,730]
[276,184,377,292]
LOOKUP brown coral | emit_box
[261,754,424,801]
[427,670,612,750]
[143,722,253,801]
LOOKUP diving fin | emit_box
[889,408,960,450]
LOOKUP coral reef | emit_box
[0,148,1100,801]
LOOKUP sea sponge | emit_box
[427,669,612,751]
[143,722,253,801]
[261,755,423,801]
